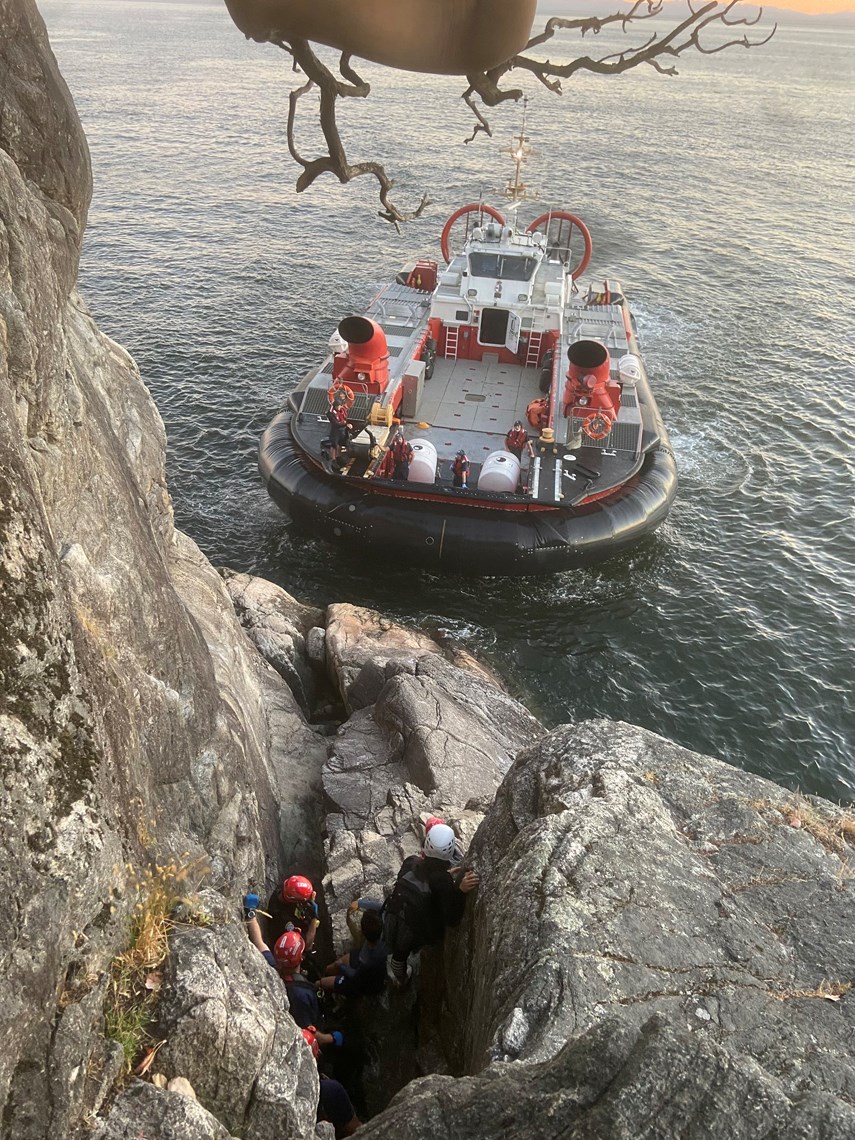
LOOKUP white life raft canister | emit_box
[618,353,641,385]
[477,450,521,494]
[407,438,438,484]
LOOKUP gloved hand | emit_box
[243,892,261,919]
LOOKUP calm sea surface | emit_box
[41,1,854,802]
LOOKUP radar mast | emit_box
[502,97,533,224]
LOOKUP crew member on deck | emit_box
[505,420,528,458]
[451,449,470,489]
[391,429,414,481]
[328,401,352,467]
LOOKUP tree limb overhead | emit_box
[225,1,774,223]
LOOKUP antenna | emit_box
[502,97,533,224]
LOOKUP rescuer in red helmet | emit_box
[244,897,347,1053]
[266,874,321,958]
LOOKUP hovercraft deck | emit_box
[260,201,677,575]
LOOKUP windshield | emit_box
[468,253,536,282]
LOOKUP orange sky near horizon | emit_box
[657,1,853,17]
[753,0,853,13]
[545,1,855,18]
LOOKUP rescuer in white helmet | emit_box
[382,818,479,986]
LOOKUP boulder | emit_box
[324,655,542,834]
[374,655,539,806]
[324,603,443,712]
[356,1014,855,1139]
[94,1080,238,1140]
[156,920,318,1140]
[441,720,855,1103]
[324,604,510,714]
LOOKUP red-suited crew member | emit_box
[451,449,470,488]
[328,402,352,463]
[391,430,414,480]
[505,420,528,458]
[245,898,345,1051]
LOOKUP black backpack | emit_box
[382,857,433,955]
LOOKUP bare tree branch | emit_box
[463,1,775,130]
[277,36,428,225]
[257,1,774,222]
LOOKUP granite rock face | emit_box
[157,919,317,1139]
[441,720,855,1102]
[221,569,326,720]
[357,1014,855,1140]
[0,0,91,240]
[0,3,325,1133]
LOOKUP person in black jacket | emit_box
[320,908,387,998]
[383,823,479,985]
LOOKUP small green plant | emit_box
[105,855,209,1074]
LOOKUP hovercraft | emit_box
[259,200,677,576]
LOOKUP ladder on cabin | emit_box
[445,326,460,360]
[524,330,543,368]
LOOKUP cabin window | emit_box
[468,254,537,281]
[479,308,510,346]
[454,309,469,322]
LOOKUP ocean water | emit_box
[41,0,854,802]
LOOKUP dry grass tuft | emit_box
[772,979,852,1002]
[106,855,210,1074]
[751,795,855,858]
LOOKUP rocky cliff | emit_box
[1,3,853,1138]
[1,2,323,1134]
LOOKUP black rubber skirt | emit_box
[259,414,677,576]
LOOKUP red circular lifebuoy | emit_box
[328,382,355,408]
[440,204,505,264]
[583,412,612,441]
[527,211,593,280]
